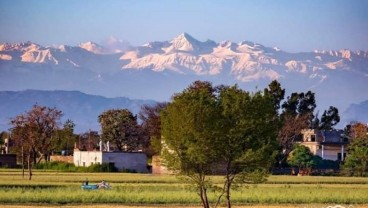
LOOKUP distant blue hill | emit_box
[0,90,156,133]
[342,100,368,126]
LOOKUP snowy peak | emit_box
[0,41,41,52]
[120,33,368,82]
[79,41,104,54]
[167,33,216,53]
[169,33,201,52]
[2,33,368,83]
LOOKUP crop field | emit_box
[0,169,368,207]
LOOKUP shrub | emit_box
[34,161,77,171]
[86,163,118,172]
[34,161,118,172]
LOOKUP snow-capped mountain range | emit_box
[2,32,368,80]
[0,33,367,129]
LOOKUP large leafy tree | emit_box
[10,105,63,180]
[161,81,219,208]
[214,85,278,207]
[98,109,140,152]
[161,81,279,208]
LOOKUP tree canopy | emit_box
[98,109,140,152]
[10,105,63,180]
[138,102,168,156]
[271,80,340,166]
[287,144,314,175]
[342,122,368,176]
[161,81,279,208]
[343,133,368,177]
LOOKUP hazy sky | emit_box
[1,0,367,52]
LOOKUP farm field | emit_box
[0,169,368,207]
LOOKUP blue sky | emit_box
[1,0,367,52]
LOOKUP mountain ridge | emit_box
[0,90,155,133]
[0,33,367,127]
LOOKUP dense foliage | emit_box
[343,134,368,177]
[287,145,314,175]
[98,109,141,151]
[161,81,279,208]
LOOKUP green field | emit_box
[0,169,368,207]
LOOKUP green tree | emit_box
[98,109,140,151]
[161,81,219,208]
[214,85,278,208]
[278,90,320,166]
[287,144,314,175]
[264,80,285,111]
[281,91,316,120]
[343,134,368,176]
[319,106,340,130]
[161,81,279,208]
[53,119,77,155]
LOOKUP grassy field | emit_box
[0,169,368,207]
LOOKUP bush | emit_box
[312,156,340,169]
[86,163,118,172]
[34,161,78,171]
[34,161,118,172]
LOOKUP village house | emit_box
[299,129,348,161]
[73,141,149,173]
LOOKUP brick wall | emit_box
[50,155,74,163]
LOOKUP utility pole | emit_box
[88,129,91,151]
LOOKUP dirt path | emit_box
[0,204,366,208]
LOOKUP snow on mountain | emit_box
[79,41,105,54]
[119,33,368,83]
[1,33,367,126]
[0,41,124,73]
[2,34,367,82]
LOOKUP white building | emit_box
[73,149,148,173]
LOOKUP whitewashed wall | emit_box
[74,150,148,173]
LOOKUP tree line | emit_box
[3,80,368,207]
[6,103,166,180]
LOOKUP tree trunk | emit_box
[33,151,37,165]
[21,145,24,179]
[200,186,210,208]
[198,174,210,208]
[27,152,32,180]
[225,175,233,208]
[224,160,233,208]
